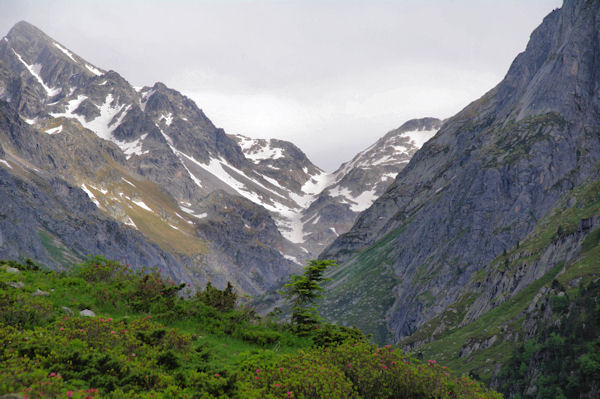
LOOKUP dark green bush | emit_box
[197,281,237,311]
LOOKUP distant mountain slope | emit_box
[320,0,600,350]
[301,117,442,255]
[0,20,439,295]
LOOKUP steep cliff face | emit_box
[321,0,600,344]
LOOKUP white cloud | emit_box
[0,0,562,171]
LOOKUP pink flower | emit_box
[131,353,136,357]
[49,372,56,377]
[275,383,281,388]
[215,373,220,377]
[59,327,64,331]
[255,368,260,373]
[255,376,259,380]
[66,391,73,398]
[111,330,116,334]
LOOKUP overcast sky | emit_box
[1,0,561,171]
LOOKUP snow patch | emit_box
[262,175,286,190]
[124,217,137,229]
[23,117,36,125]
[181,206,207,219]
[236,136,285,163]
[120,133,149,159]
[86,64,103,76]
[283,254,302,265]
[132,199,153,212]
[51,94,136,155]
[44,125,63,135]
[156,125,204,188]
[328,185,378,212]
[11,49,61,96]
[160,113,173,126]
[80,184,99,206]
[381,172,397,182]
[0,159,12,169]
[348,189,378,212]
[53,42,77,62]
[401,129,437,149]
[121,177,136,187]
[301,170,334,195]
[140,89,155,111]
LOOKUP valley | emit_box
[0,0,599,397]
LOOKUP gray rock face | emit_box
[0,161,187,281]
[320,0,600,341]
[193,190,300,293]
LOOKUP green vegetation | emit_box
[403,178,600,383]
[321,225,406,343]
[0,256,501,398]
[280,259,336,330]
[497,279,600,399]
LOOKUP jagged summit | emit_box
[393,117,443,133]
[6,20,48,39]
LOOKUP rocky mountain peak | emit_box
[392,117,443,134]
[6,20,51,43]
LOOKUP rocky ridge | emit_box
[320,0,600,349]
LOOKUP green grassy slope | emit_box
[0,257,501,398]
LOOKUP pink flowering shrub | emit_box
[236,341,503,399]
[0,257,503,398]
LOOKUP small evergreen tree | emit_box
[197,281,237,311]
[280,259,337,331]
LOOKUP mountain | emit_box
[301,117,442,255]
[0,21,438,296]
[0,21,301,295]
[319,0,600,382]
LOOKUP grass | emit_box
[38,229,82,267]
[321,224,407,343]
[0,257,502,398]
